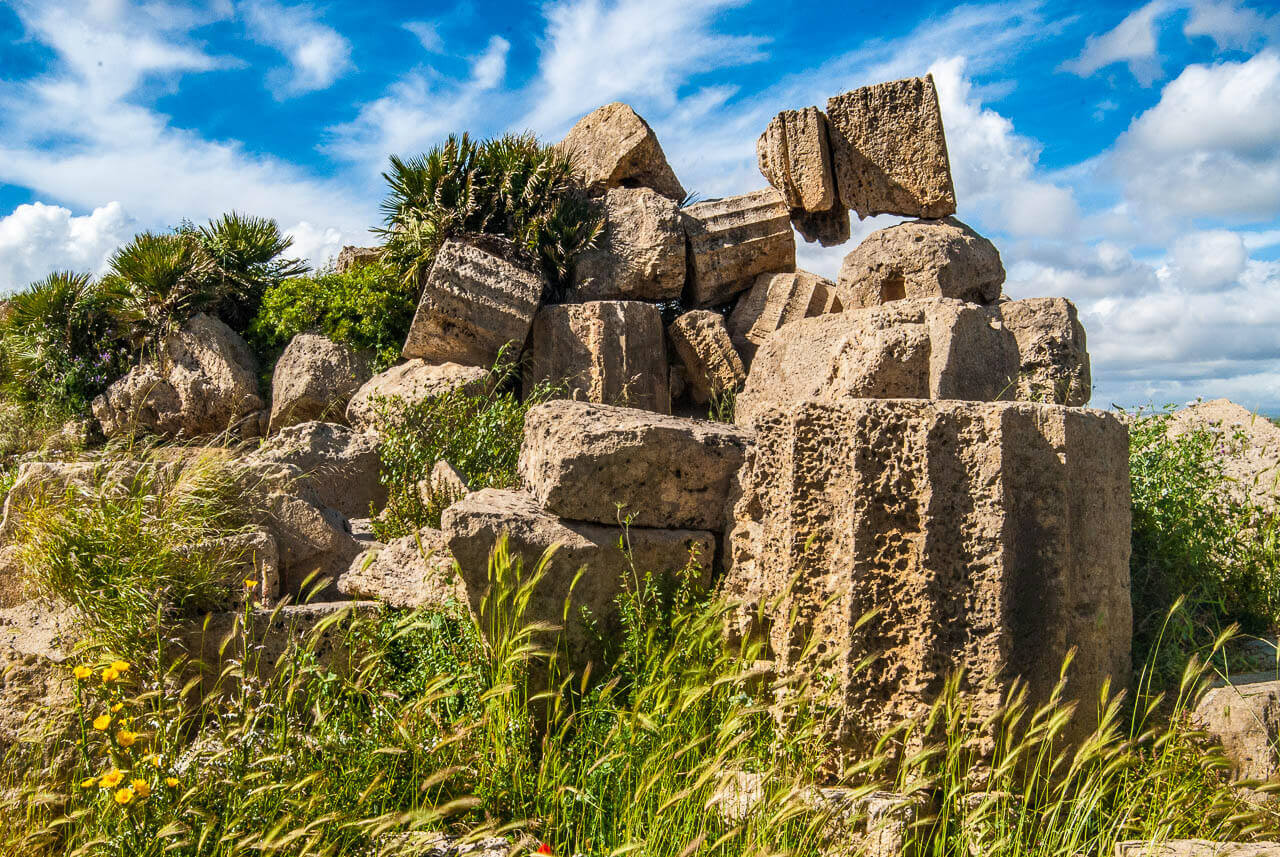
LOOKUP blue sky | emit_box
[1,0,1278,412]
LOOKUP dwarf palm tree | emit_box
[105,231,218,353]
[190,211,307,330]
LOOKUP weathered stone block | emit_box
[558,102,686,201]
[836,218,1004,309]
[518,400,752,530]
[825,75,957,220]
[756,107,837,213]
[572,187,685,300]
[523,301,670,413]
[402,237,544,367]
[346,359,490,433]
[669,310,747,405]
[997,297,1091,406]
[335,245,381,273]
[247,421,384,520]
[1193,676,1280,785]
[442,489,714,665]
[683,189,796,308]
[727,270,842,361]
[736,299,1019,426]
[1116,842,1280,857]
[269,334,372,431]
[338,527,463,609]
[721,399,1132,750]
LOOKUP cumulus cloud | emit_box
[1060,0,1172,84]
[0,202,135,294]
[1184,0,1280,51]
[1167,229,1248,290]
[241,0,353,95]
[284,221,366,271]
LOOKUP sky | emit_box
[0,0,1278,413]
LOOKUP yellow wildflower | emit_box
[101,667,120,683]
[79,777,97,788]
[116,730,137,748]
[73,665,93,680]
[130,779,151,798]
[165,777,180,788]
[110,702,124,713]
[92,714,111,731]
[243,578,259,589]
[110,660,130,673]
[114,787,134,805]
[145,753,162,768]
[99,770,123,788]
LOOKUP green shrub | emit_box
[378,132,603,293]
[249,262,415,369]
[1128,407,1280,680]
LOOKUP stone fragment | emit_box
[683,189,796,308]
[442,489,714,665]
[401,237,544,367]
[721,399,1132,751]
[518,400,752,530]
[825,75,957,219]
[736,299,1019,426]
[338,527,464,609]
[727,271,842,361]
[179,529,281,606]
[247,421,384,519]
[836,218,1004,309]
[572,187,685,300]
[431,460,470,498]
[93,313,263,439]
[1115,843,1280,857]
[346,359,490,433]
[997,297,1091,406]
[558,102,686,201]
[756,107,837,213]
[668,311,747,405]
[335,245,381,273]
[269,334,372,431]
[0,601,80,776]
[255,491,367,598]
[1193,677,1280,785]
[792,206,851,247]
[523,301,670,413]
[1169,399,1280,509]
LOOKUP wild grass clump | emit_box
[1128,407,1280,682]
[11,446,261,659]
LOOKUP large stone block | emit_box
[736,299,1019,426]
[558,102,686,201]
[518,400,752,531]
[572,187,685,300]
[335,245,381,273]
[269,334,372,432]
[338,527,464,610]
[683,190,796,308]
[668,310,747,405]
[997,297,1091,406]
[721,399,1132,750]
[442,489,714,664]
[402,237,544,367]
[346,359,490,433]
[1193,676,1280,786]
[756,107,837,213]
[825,75,957,220]
[836,218,1004,309]
[523,301,670,413]
[247,421,385,520]
[727,270,842,361]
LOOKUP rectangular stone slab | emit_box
[682,189,795,308]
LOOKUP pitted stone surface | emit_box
[727,271,842,361]
[998,297,1091,406]
[668,311,747,405]
[756,107,837,213]
[338,527,463,609]
[269,334,372,431]
[683,189,796,308]
[572,187,685,301]
[558,102,686,201]
[347,359,489,433]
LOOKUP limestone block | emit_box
[558,102,686,201]
[668,311,746,405]
[756,107,837,213]
[346,359,489,433]
[825,75,957,220]
[572,187,685,300]
[269,334,372,431]
[402,237,544,367]
[1194,677,1280,785]
[683,189,796,308]
[335,245,381,273]
[338,527,463,609]
[518,400,752,530]
[523,301,670,413]
[1115,843,1280,857]
[997,297,1091,407]
[727,270,842,361]
[247,421,384,519]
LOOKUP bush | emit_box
[249,261,416,369]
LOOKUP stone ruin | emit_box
[4,74,1130,769]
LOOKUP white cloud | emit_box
[284,221,365,271]
[403,21,444,53]
[1168,229,1248,289]
[0,202,136,294]
[241,0,353,95]
[1060,0,1172,84]
[1184,0,1279,51]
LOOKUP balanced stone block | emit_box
[518,400,752,531]
[998,297,1091,406]
[558,102,686,201]
[736,298,1019,426]
[442,489,714,665]
[683,189,796,308]
[836,218,1004,309]
[523,301,669,413]
[269,334,371,432]
[727,270,842,361]
[668,310,747,405]
[825,75,957,220]
[402,237,544,367]
[346,359,490,433]
[721,399,1132,750]
[792,206,851,248]
[756,107,837,213]
[572,187,685,300]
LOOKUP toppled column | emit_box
[683,189,795,307]
[727,271,842,361]
[668,310,747,405]
[523,301,670,413]
[756,107,837,213]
